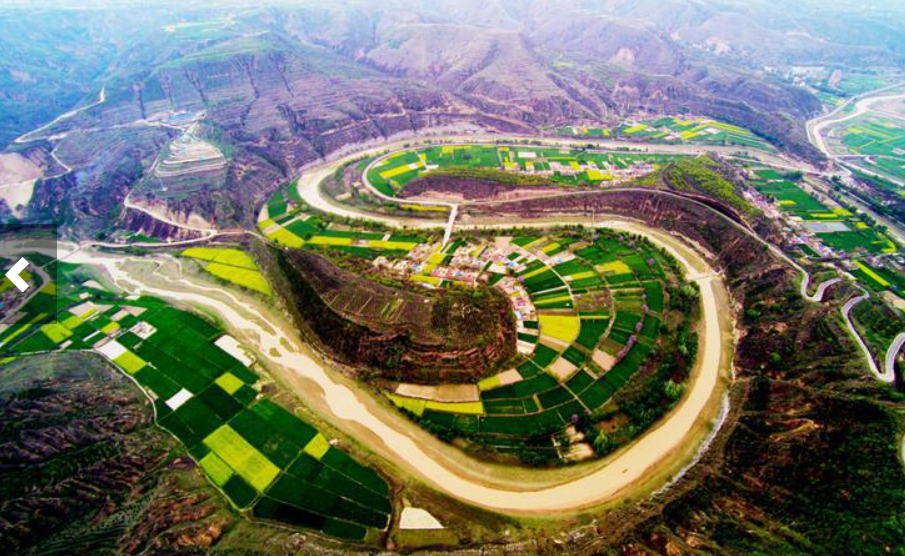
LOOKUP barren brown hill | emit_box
[5,0,903,234]
[267,248,517,384]
[365,23,595,122]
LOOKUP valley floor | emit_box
[58,212,733,514]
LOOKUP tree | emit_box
[681,283,698,298]
[665,379,684,402]
[593,432,613,455]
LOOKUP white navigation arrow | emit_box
[5,257,30,292]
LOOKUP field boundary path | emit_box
[442,204,458,248]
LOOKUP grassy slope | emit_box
[660,157,757,216]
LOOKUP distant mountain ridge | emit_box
[1,0,903,233]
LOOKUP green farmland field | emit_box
[2,266,391,542]
[817,229,895,254]
[748,165,902,293]
[840,115,905,182]
[366,144,682,195]
[751,173,832,218]
[558,116,775,152]
[388,231,675,462]
[182,247,272,295]
[204,425,281,491]
[259,183,426,258]
[843,118,905,158]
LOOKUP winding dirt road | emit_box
[14,88,106,145]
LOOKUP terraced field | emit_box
[0,265,391,542]
[149,125,229,198]
[558,117,775,152]
[259,183,427,258]
[385,232,680,462]
[365,145,681,196]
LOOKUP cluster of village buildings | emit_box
[378,236,593,357]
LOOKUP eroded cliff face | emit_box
[118,208,206,242]
[56,47,539,234]
[401,173,565,204]
[471,189,769,276]
[268,249,516,384]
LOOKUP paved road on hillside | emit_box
[841,289,883,379]
[885,333,905,384]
